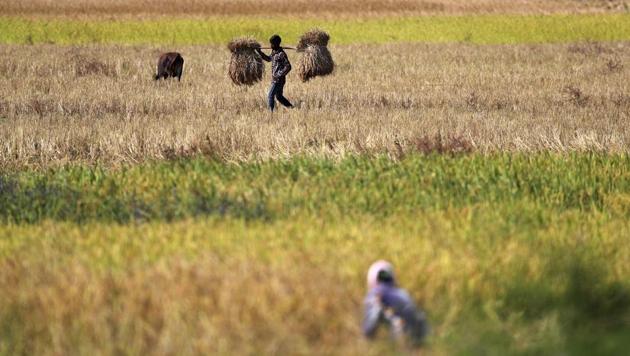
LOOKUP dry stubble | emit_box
[0,42,629,169]
[1,0,627,17]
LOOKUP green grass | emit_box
[2,154,630,223]
[1,14,630,45]
[1,154,629,354]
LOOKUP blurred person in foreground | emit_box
[256,34,294,112]
[362,260,429,347]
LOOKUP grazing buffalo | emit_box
[155,52,184,81]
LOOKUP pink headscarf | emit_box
[367,260,395,290]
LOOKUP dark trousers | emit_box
[268,80,293,112]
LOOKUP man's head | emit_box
[269,34,282,49]
[367,260,395,289]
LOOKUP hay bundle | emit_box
[228,38,264,86]
[297,29,334,82]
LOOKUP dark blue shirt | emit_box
[259,48,291,82]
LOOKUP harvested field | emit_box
[1,0,627,17]
[0,42,628,169]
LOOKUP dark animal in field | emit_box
[155,52,184,81]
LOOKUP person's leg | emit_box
[268,82,278,112]
[275,80,293,108]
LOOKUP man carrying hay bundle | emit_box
[256,35,294,112]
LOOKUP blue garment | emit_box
[362,283,429,346]
[267,79,293,112]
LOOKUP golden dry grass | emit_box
[0,42,628,169]
[2,212,629,355]
[1,0,627,17]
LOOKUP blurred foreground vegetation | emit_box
[1,154,629,354]
[1,154,629,223]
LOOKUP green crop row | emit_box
[1,154,629,223]
[1,14,629,45]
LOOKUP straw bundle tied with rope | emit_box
[228,38,264,86]
[297,29,334,82]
